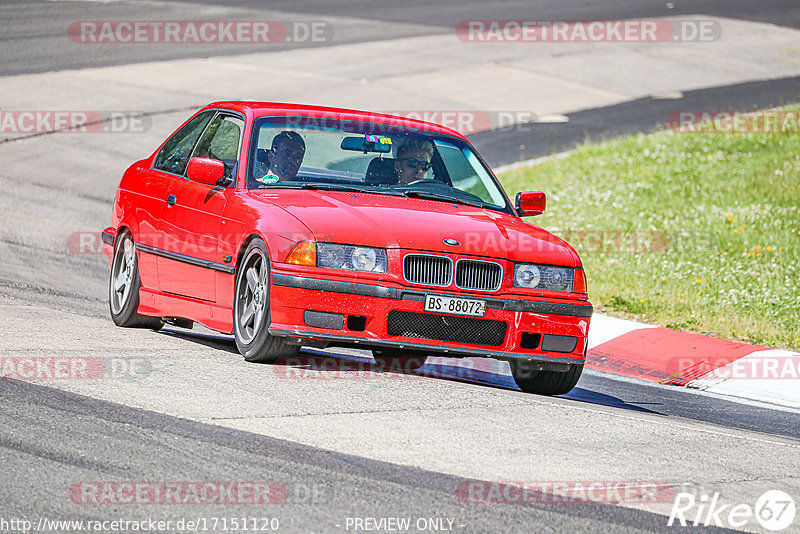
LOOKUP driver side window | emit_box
[153,111,214,176]
[436,141,499,204]
[191,114,244,182]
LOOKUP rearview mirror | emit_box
[341,135,392,153]
[516,191,546,217]
[187,157,226,186]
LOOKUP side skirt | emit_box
[137,288,234,334]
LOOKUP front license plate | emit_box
[424,295,486,317]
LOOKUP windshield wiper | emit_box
[403,190,485,208]
[255,182,366,192]
[299,183,368,193]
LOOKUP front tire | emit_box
[108,230,163,330]
[234,239,298,363]
[509,359,583,396]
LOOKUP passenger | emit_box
[394,137,434,185]
[255,131,306,183]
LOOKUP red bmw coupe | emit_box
[103,102,592,395]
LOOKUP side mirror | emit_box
[515,191,546,217]
[187,157,226,186]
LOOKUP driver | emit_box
[394,137,434,185]
[255,130,306,183]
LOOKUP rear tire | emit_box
[234,239,298,363]
[372,348,427,372]
[509,359,583,396]
[108,230,163,330]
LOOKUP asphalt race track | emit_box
[3,0,800,75]
[1,1,799,533]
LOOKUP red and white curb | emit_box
[500,154,799,408]
[587,314,800,409]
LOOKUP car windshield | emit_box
[247,116,512,212]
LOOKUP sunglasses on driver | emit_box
[400,158,433,171]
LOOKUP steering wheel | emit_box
[407,179,440,186]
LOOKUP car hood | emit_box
[248,190,580,266]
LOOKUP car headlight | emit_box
[514,263,574,292]
[317,243,387,273]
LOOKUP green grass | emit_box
[498,110,800,350]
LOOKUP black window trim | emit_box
[151,109,215,179]
[151,108,246,188]
[186,111,245,188]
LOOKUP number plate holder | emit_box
[424,295,486,317]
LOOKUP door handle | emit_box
[166,194,176,206]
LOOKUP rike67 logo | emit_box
[669,490,796,531]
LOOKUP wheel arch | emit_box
[115,219,140,245]
[116,224,133,241]
[234,231,271,276]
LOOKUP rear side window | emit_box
[153,111,214,175]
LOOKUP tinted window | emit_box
[436,140,506,206]
[191,115,244,182]
[153,111,214,175]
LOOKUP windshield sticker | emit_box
[257,174,280,184]
[366,134,392,145]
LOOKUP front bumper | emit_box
[269,268,591,365]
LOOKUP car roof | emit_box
[199,101,469,141]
